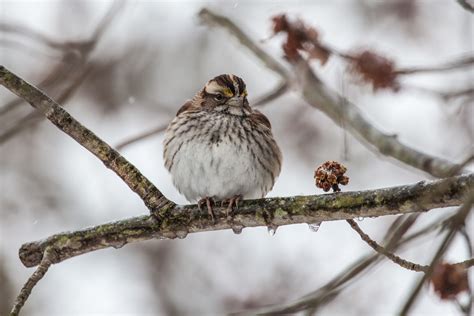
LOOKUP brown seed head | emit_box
[314,161,349,192]
[431,262,469,300]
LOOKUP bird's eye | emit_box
[214,94,224,101]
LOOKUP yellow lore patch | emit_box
[222,88,234,97]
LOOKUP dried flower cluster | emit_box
[272,14,330,65]
[314,161,349,192]
[271,14,401,91]
[349,50,400,91]
[430,262,469,300]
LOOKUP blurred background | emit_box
[0,0,473,315]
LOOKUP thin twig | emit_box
[253,80,290,107]
[346,219,427,272]
[115,123,168,151]
[441,87,474,101]
[395,55,474,75]
[116,79,290,151]
[0,65,92,145]
[0,0,124,131]
[0,56,82,118]
[10,247,55,316]
[198,8,467,178]
[236,214,420,315]
[198,9,290,80]
[399,195,474,315]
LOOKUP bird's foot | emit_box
[222,195,242,218]
[198,197,216,222]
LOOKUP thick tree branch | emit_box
[18,173,474,268]
[198,8,467,178]
[0,66,172,215]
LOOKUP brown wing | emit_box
[176,100,193,116]
[250,109,272,129]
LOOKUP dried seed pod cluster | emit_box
[314,161,349,192]
[431,262,469,300]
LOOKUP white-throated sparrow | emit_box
[163,74,282,220]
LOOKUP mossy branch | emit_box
[19,173,474,268]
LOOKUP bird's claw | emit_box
[198,197,216,222]
[222,195,242,218]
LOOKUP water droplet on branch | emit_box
[267,224,278,236]
[231,224,244,235]
[176,230,188,239]
[308,222,322,232]
[112,241,126,249]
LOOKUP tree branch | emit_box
[236,214,421,315]
[115,123,168,151]
[457,0,474,13]
[252,80,290,107]
[395,55,474,75]
[198,8,467,178]
[347,218,474,272]
[400,195,474,315]
[10,247,55,316]
[18,173,474,268]
[0,66,172,215]
[0,0,124,141]
[346,219,428,272]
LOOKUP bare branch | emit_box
[198,8,467,178]
[457,0,474,13]
[115,123,168,151]
[199,9,290,80]
[441,87,474,101]
[0,65,171,214]
[0,22,68,52]
[395,55,474,75]
[0,65,92,145]
[253,80,290,107]
[0,1,124,138]
[236,214,421,315]
[347,219,427,272]
[18,173,474,268]
[400,195,474,315]
[115,79,291,151]
[10,247,55,316]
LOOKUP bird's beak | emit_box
[227,96,244,107]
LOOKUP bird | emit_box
[163,74,282,220]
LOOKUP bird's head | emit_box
[199,74,250,115]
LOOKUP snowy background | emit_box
[1,0,473,315]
